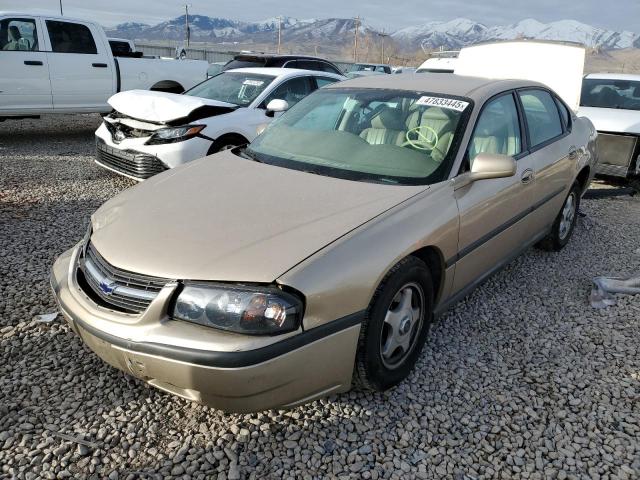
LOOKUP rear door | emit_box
[452,92,539,293]
[0,16,52,112]
[44,19,114,110]
[517,88,576,233]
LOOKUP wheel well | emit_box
[208,133,250,154]
[409,246,445,303]
[150,80,184,94]
[576,166,591,194]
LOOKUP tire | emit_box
[207,135,248,155]
[354,256,434,391]
[629,178,640,195]
[537,182,581,252]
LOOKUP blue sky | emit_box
[4,0,639,32]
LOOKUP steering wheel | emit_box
[402,125,439,151]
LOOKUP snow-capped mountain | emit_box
[392,18,638,50]
[107,15,639,51]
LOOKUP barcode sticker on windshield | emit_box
[416,96,469,112]
[243,80,264,86]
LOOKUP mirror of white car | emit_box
[265,99,289,118]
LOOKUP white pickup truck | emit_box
[0,12,209,119]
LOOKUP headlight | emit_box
[171,283,304,335]
[145,125,205,145]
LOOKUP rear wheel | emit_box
[537,182,580,252]
[355,257,433,391]
[629,178,640,195]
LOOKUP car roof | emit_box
[225,67,343,79]
[233,54,332,61]
[328,73,547,103]
[0,11,97,25]
[585,73,640,81]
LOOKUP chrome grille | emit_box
[96,139,168,180]
[78,242,170,314]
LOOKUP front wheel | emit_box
[537,182,580,252]
[354,257,433,391]
[207,135,247,155]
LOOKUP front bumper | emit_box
[94,124,212,180]
[50,246,360,413]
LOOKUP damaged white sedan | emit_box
[94,67,344,181]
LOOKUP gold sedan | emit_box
[51,74,597,412]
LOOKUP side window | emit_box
[315,77,339,88]
[296,60,322,72]
[519,89,563,148]
[0,18,38,51]
[320,62,342,75]
[263,77,313,108]
[555,96,571,131]
[46,20,97,54]
[468,93,522,165]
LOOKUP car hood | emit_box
[90,151,427,283]
[578,106,640,134]
[108,90,237,124]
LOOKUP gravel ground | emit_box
[1,114,639,480]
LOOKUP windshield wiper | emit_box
[238,148,264,163]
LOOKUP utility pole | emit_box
[277,16,282,54]
[59,0,63,15]
[184,4,191,47]
[353,16,360,63]
[378,32,389,64]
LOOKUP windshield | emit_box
[185,72,275,107]
[580,78,640,110]
[246,88,471,185]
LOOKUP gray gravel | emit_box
[1,114,639,479]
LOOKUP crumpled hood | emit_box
[578,106,640,134]
[91,151,427,282]
[108,90,237,123]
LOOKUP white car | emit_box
[0,12,208,119]
[94,68,345,181]
[416,57,458,74]
[578,73,640,192]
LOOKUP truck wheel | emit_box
[150,81,184,94]
[537,182,580,252]
[354,256,433,392]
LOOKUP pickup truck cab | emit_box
[0,12,208,118]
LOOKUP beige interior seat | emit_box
[359,108,406,146]
[469,111,508,166]
[405,106,455,162]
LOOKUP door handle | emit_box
[521,169,534,184]
[24,60,43,66]
[568,146,579,160]
[92,63,108,68]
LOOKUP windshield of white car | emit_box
[581,78,640,111]
[185,72,275,107]
[245,88,472,185]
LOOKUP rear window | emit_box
[223,59,266,71]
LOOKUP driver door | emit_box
[452,92,539,294]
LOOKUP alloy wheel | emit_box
[379,282,425,369]
[559,192,577,240]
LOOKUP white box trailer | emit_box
[454,40,586,112]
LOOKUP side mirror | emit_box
[265,99,289,118]
[454,153,517,189]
